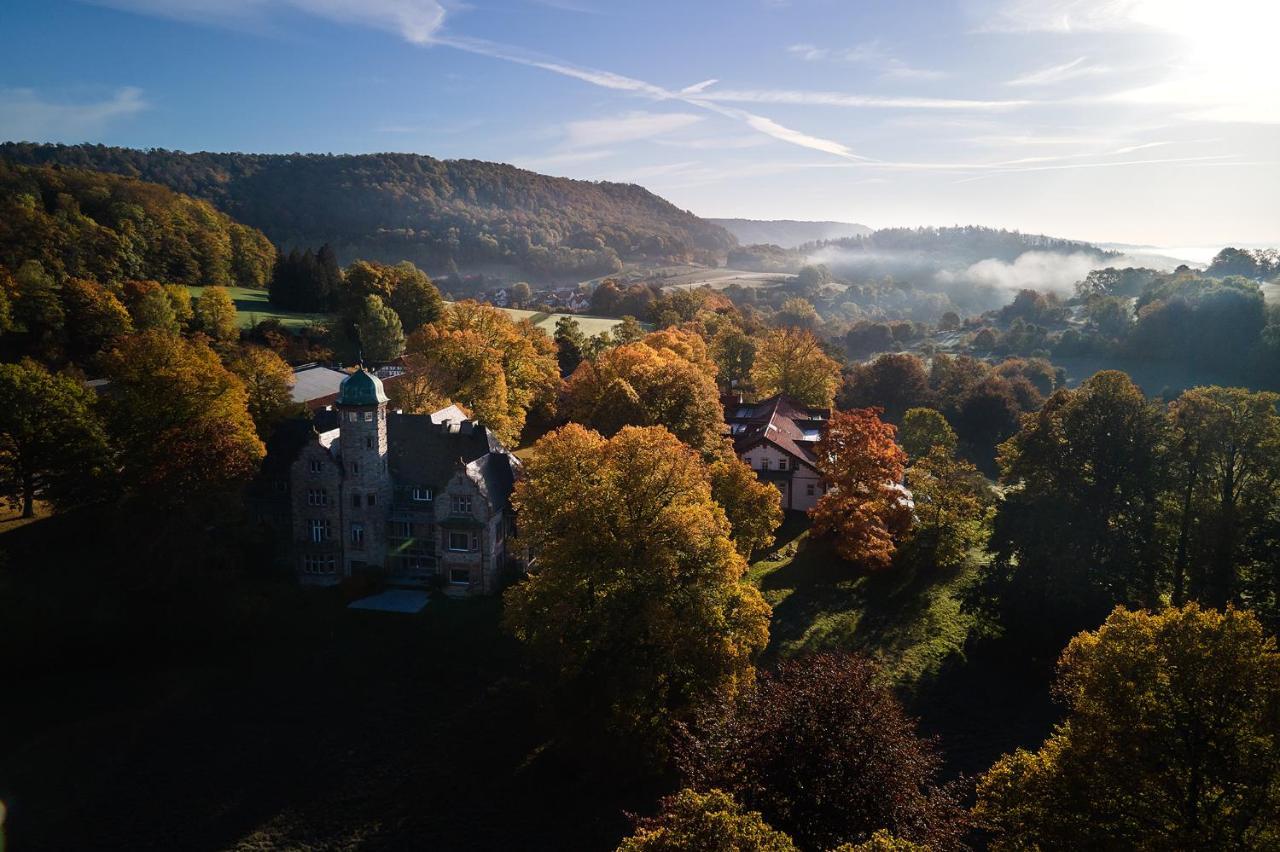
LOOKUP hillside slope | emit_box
[0,143,736,282]
[0,160,275,287]
[710,217,871,248]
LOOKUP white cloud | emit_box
[0,86,148,141]
[89,0,446,43]
[1006,57,1111,86]
[789,39,947,80]
[561,111,702,149]
[786,43,829,61]
[697,88,1034,111]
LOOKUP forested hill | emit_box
[710,218,871,248]
[807,225,1115,262]
[0,160,275,288]
[0,143,737,282]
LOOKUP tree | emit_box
[61,278,132,364]
[680,653,967,851]
[101,331,264,509]
[750,328,841,408]
[1167,386,1280,608]
[354,294,405,362]
[794,264,831,297]
[11,260,64,357]
[227,345,299,437]
[194,285,239,344]
[709,446,784,557]
[617,789,798,852]
[386,261,443,331]
[509,281,532,308]
[833,831,929,852]
[0,361,111,517]
[125,280,180,335]
[407,301,559,445]
[164,284,194,329]
[976,604,1280,851]
[554,315,586,376]
[775,297,819,330]
[385,352,449,416]
[504,424,771,748]
[898,408,957,460]
[710,324,755,387]
[810,408,912,568]
[838,354,933,423]
[905,447,992,568]
[563,328,724,454]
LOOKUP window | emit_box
[778,458,788,471]
[363,411,373,422]
[411,487,432,502]
[761,458,771,470]
[303,554,336,575]
[448,531,471,552]
[449,567,470,585]
[350,461,360,474]
[806,483,815,496]
[309,459,323,474]
[309,519,330,543]
[350,522,364,547]
[365,436,373,449]
[347,411,357,422]
[392,520,414,539]
[307,488,327,506]
[351,493,361,508]
[451,495,472,515]
[366,493,376,507]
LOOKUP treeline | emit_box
[0,161,274,288]
[0,143,737,281]
[804,225,1114,262]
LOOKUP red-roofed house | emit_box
[725,394,830,511]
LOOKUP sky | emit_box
[1,0,1278,247]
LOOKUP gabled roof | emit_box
[725,393,830,466]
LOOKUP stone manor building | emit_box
[265,368,521,595]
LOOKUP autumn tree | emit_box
[898,407,957,460]
[709,445,784,557]
[617,789,798,852]
[124,280,180,335]
[61,278,132,364]
[194,285,239,345]
[905,447,992,568]
[810,408,912,568]
[710,323,755,387]
[406,300,558,445]
[563,327,723,454]
[101,331,264,509]
[832,831,929,852]
[680,653,967,851]
[385,352,448,416]
[504,425,771,749]
[750,328,841,408]
[838,354,933,423]
[227,345,300,437]
[0,361,111,517]
[354,294,405,362]
[976,604,1280,851]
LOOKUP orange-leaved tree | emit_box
[810,407,912,568]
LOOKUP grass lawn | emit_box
[186,286,329,331]
[749,514,1059,779]
[488,306,623,337]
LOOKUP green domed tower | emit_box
[336,367,391,576]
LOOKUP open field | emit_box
[186,286,329,330]
[185,287,626,337]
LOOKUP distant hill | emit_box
[709,218,871,249]
[0,160,275,287]
[0,143,737,282]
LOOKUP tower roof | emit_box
[336,367,388,406]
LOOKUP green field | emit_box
[186,286,329,330]
[186,286,626,337]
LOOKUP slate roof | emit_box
[724,394,829,467]
[291,365,349,405]
[386,414,517,506]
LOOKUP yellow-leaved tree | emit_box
[749,327,841,408]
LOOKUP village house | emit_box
[255,368,522,595]
[724,394,830,512]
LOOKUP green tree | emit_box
[126,281,180,335]
[386,261,443,331]
[354,294,405,362]
[905,447,992,568]
[898,408,957,460]
[509,281,532,308]
[617,789,798,852]
[504,424,771,749]
[12,260,64,357]
[61,278,132,364]
[553,315,586,376]
[0,361,111,517]
[976,604,1280,851]
[194,285,239,344]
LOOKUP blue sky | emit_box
[2,0,1277,246]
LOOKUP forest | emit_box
[1,147,1279,851]
[0,143,736,281]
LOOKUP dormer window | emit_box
[411,488,432,502]
[452,495,472,515]
[363,411,373,422]
[309,459,323,474]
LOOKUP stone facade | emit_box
[266,368,521,596]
